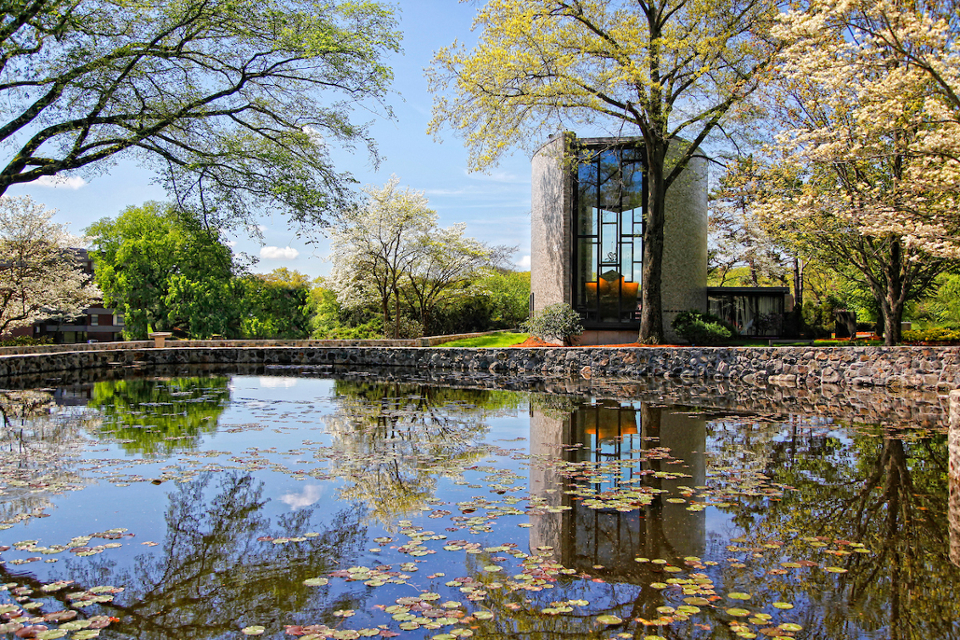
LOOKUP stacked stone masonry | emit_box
[0,344,957,391]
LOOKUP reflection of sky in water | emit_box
[0,375,953,640]
[280,484,325,510]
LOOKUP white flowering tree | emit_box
[329,178,511,338]
[751,0,960,343]
[0,196,100,335]
[329,178,436,338]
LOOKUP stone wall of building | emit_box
[0,344,957,391]
[661,146,708,337]
[531,134,572,313]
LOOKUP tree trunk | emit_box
[878,240,905,346]
[639,144,667,344]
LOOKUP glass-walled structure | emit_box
[531,133,707,344]
[706,287,789,337]
[574,143,645,327]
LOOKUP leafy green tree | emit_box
[237,269,312,339]
[403,225,513,335]
[0,0,400,230]
[432,269,531,334]
[428,0,777,343]
[86,202,239,339]
[907,272,960,329]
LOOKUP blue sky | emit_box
[6,1,534,279]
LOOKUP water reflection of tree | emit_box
[721,421,960,639]
[325,381,519,526]
[0,390,95,525]
[0,471,367,640]
[89,378,230,456]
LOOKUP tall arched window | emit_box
[573,142,645,325]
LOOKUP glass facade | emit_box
[706,288,788,337]
[573,144,644,326]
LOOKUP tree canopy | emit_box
[428,0,777,342]
[740,0,960,343]
[0,0,400,231]
[86,201,238,339]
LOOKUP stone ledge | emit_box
[0,344,956,390]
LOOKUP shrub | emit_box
[672,310,733,345]
[522,303,583,345]
[383,316,423,339]
[902,327,960,344]
[0,335,52,347]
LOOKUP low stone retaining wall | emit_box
[0,343,957,390]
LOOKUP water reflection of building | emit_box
[529,398,705,581]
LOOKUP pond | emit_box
[0,367,956,640]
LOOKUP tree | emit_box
[750,0,960,344]
[308,278,383,339]
[0,196,99,335]
[329,178,434,338]
[404,224,513,335]
[237,269,312,339]
[0,0,400,231]
[708,159,790,289]
[428,0,778,342]
[86,202,239,339]
[771,0,960,259]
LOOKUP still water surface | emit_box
[0,372,956,640]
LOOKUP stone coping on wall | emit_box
[0,343,957,390]
[0,330,506,356]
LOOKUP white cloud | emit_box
[279,485,323,510]
[516,255,531,269]
[260,246,299,260]
[224,240,237,248]
[31,175,87,190]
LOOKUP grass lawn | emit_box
[436,332,529,348]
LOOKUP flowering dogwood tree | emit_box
[752,0,960,343]
[0,196,99,335]
[329,178,509,338]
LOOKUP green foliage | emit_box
[309,282,383,340]
[672,310,734,345]
[431,270,531,335]
[237,270,312,339]
[473,270,531,328]
[901,327,960,344]
[522,303,583,345]
[0,0,400,231]
[905,272,960,329]
[383,316,423,339]
[86,202,239,339]
[0,336,52,347]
